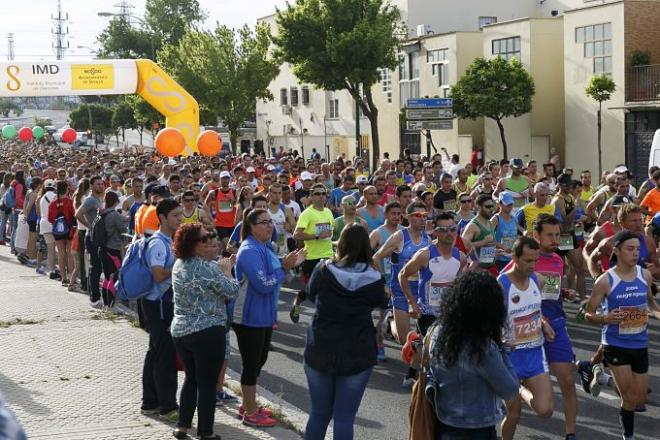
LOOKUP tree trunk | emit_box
[597,103,602,177]
[496,118,508,160]
[229,126,239,155]
[121,128,126,142]
[362,87,380,170]
[138,127,143,146]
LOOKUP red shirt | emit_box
[47,196,75,228]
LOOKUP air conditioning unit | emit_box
[416,24,433,37]
[281,105,292,115]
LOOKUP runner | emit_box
[432,173,458,212]
[517,182,557,235]
[204,171,236,254]
[491,191,520,271]
[357,185,385,232]
[461,194,498,274]
[494,157,531,212]
[584,230,660,440]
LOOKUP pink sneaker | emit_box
[239,405,273,418]
[242,411,277,427]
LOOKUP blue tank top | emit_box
[358,205,385,232]
[494,214,517,262]
[456,212,474,236]
[390,228,429,292]
[128,201,143,234]
[418,245,461,316]
[601,266,649,349]
[375,224,404,280]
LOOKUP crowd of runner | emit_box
[0,138,658,440]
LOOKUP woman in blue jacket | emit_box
[232,208,305,428]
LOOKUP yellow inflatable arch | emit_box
[0,59,199,154]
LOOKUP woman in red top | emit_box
[9,170,27,253]
[47,180,75,286]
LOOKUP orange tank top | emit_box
[214,189,236,228]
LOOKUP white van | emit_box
[648,129,660,168]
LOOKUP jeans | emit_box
[141,298,178,413]
[304,363,372,440]
[77,229,87,291]
[174,325,226,436]
[86,236,102,302]
[9,210,18,251]
[0,209,8,241]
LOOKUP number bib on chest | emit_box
[539,272,561,301]
[382,258,392,278]
[558,234,574,251]
[619,305,648,335]
[513,197,526,208]
[574,224,584,238]
[479,246,496,265]
[428,282,451,308]
[218,200,234,212]
[443,200,457,211]
[314,223,332,236]
[514,311,542,346]
[502,236,515,251]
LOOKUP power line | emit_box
[51,0,70,60]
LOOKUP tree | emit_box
[159,24,280,150]
[274,0,401,164]
[0,98,22,117]
[144,0,206,47]
[97,16,156,60]
[585,74,616,177]
[451,57,535,160]
[112,99,138,144]
[69,104,114,136]
[125,95,164,146]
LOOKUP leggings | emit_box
[100,247,121,306]
[231,324,272,386]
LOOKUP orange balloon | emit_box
[197,130,221,156]
[155,128,185,157]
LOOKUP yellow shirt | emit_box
[522,203,556,234]
[296,206,335,260]
[580,187,594,202]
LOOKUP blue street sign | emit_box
[406,98,453,109]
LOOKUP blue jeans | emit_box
[0,209,8,241]
[304,363,372,440]
[9,210,18,251]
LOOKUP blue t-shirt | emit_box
[229,221,277,246]
[146,231,175,301]
[328,187,357,216]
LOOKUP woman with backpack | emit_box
[95,191,129,307]
[20,177,42,266]
[303,224,388,440]
[0,172,13,245]
[9,170,27,254]
[47,180,75,287]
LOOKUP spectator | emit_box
[47,180,75,287]
[97,191,129,307]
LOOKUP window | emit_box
[280,88,288,106]
[327,93,339,119]
[576,22,612,74]
[290,87,299,106]
[492,36,520,61]
[432,63,450,87]
[302,86,310,105]
[379,68,392,103]
[398,54,409,80]
[428,48,450,88]
[427,48,447,63]
[479,16,497,29]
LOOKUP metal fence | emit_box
[627,64,660,102]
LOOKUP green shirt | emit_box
[333,215,364,241]
[296,206,335,260]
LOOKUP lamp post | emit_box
[97,11,155,60]
[323,115,328,160]
[299,117,306,160]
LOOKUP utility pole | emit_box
[114,1,135,18]
[51,0,70,60]
[7,33,15,60]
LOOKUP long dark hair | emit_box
[15,170,27,196]
[435,272,507,366]
[73,178,90,209]
[335,224,372,266]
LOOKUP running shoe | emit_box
[377,345,386,362]
[242,411,277,427]
[565,434,576,440]
[289,304,301,323]
[238,405,273,418]
[576,360,593,394]
[159,408,179,423]
[635,404,646,412]
[215,389,238,405]
[17,253,29,265]
[401,375,416,389]
[590,363,604,397]
[140,407,159,415]
[89,299,103,309]
[36,265,46,275]
[27,259,37,267]
[49,270,61,280]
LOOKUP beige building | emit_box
[481,17,565,164]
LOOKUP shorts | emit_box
[543,320,574,364]
[603,345,648,374]
[556,233,579,257]
[417,314,437,337]
[43,232,55,245]
[508,345,548,380]
[391,280,419,312]
[215,226,234,241]
[301,258,322,284]
[27,220,37,233]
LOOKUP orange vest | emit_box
[214,189,236,228]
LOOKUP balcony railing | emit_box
[627,64,660,102]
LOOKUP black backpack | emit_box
[90,210,112,247]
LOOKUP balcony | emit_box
[627,64,660,102]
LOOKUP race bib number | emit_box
[559,234,574,251]
[382,258,392,278]
[513,197,526,208]
[513,311,542,346]
[502,236,515,251]
[574,224,584,238]
[619,306,648,335]
[314,222,332,236]
[539,271,561,301]
[479,246,496,264]
[218,200,233,212]
[428,282,451,308]
[443,199,457,211]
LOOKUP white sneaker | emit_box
[590,364,603,397]
[89,299,103,309]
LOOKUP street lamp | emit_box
[97,11,155,60]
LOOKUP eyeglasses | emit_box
[408,211,428,218]
[434,226,457,233]
[255,219,274,226]
[312,192,326,196]
[343,201,355,206]
[460,199,472,204]
[483,205,495,209]
[183,198,196,202]
[199,232,218,243]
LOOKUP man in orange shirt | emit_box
[135,184,172,238]
[640,169,660,223]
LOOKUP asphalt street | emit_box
[229,284,660,440]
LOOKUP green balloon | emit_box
[2,124,17,139]
[32,126,45,139]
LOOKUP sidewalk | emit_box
[0,247,301,440]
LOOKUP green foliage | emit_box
[97,17,156,60]
[159,23,280,149]
[125,95,163,131]
[585,74,616,103]
[112,100,138,141]
[631,50,650,67]
[0,98,22,117]
[69,104,114,134]
[144,0,206,47]
[274,0,402,161]
[34,117,51,128]
[451,57,535,121]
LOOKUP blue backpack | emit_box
[2,187,16,210]
[114,235,170,301]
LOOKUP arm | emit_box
[492,178,506,197]
[398,249,429,317]
[586,238,611,279]
[236,247,286,295]
[306,261,324,303]
[644,236,660,279]
[369,228,381,251]
[372,231,402,272]
[121,195,133,213]
[203,262,240,299]
[75,203,90,228]
[586,192,604,218]
[477,343,520,401]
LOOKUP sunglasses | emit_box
[255,219,274,226]
[183,198,197,202]
[343,201,355,206]
[312,192,326,196]
[434,226,457,233]
[483,204,496,209]
[199,232,217,243]
[408,211,428,218]
[460,199,472,204]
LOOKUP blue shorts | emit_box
[543,320,574,364]
[508,346,548,380]
[390,280,419,312]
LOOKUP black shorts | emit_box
[603,345,649,374]
[215,226,234,241]
[416,314,437,337]
[556,233,579,257]
[301,258,322,282]
[27,220,37,233]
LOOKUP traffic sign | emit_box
[406,98,453,109]
[406,120,453,130]
[406,108,453,120]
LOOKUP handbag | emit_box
[408,326,437,440]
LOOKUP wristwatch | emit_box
[315,234,320,240]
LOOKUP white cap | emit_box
[168,159,177,166]
[44,179,56,189]
[266,164,275,171]
[220,171,231,179]
[300,171,313,181]
[246,166,256,173]
[356,175,369,184]
[613,165,628,174]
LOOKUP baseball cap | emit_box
[246,167,255,173]
[511,158,524,169]
[168,159,177,166]
[151,184,171,198]
[613,165,628,174]
[219,171,231,179]
[300,171,313,181]
[266,164,275,171]
[498,191,514,206]
[611,195,631,208]
[356,175,369,184]
[44,179,56,190]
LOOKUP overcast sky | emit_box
[1,0,288,60]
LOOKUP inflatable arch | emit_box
[0,59,199,154]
